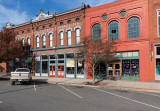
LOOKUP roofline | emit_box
[12,6,85,29]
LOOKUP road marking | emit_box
[59,85,83,99]
[34,83,36,92]
[93,88,160,110]
[0,101,2,103]
[141,92,160,98]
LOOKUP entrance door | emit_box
[58,65,64,77]
[49,65,55,77]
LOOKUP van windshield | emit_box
[16,69,29,72]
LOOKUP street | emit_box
[0,79,160,111]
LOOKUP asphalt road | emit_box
[0,79,160,111]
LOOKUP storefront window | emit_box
[35,61,40,73]
[77,60,84,74]
[50,55,55,59]
[122,59,139,76]
[42,61,48,73]
[66,54,75,74]
[156,58,160,75]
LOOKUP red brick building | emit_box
[85,0,160,82]
[7,3,89,78]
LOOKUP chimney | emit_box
[53,11,56,15]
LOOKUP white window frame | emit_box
[49,33,53,47]
[36,36,39,49]
[22,38,25,46]
[42,34,46,48]
[157,10,160,37]
[67,30,72,45]
[59,31,64,46]
[75,28,80,44]
[27,37,30,45]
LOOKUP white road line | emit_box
[0,101,3,103]
[59,85,83,99]
[141,92,160,98]
[92,88,160,110]
[34,83,36,92]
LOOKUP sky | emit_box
[0,0,117,28]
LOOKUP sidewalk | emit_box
[32,76,160,93]
[0,72,8,78]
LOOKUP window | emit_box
[43,26,46,29]
[22,31,24,34]
[120,10,127,17]
[17,32,19,34]
[67,20,71,24]
[42,34,46,48]
[36,27,39,31]
[67,30,72,45]
[27,37,30,45]
[92,24,101,41]
[27,29,30,32]
[49,24,53,28]
[66,54,75,74]
[60,22,63,25]
[158,10,160,37]
[102,14,107,20]
[75,28,80,44]
[36,36,39,49]
[108,21,119,41]
[59,31,64,46]
[127,17,140,39]
[49,33,53,47]
[22,38,25,46]
[76,18,80,22]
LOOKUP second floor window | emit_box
[36,36,39,49]
[59,31,64,46]
[108,21,119,41]
[42,34,46,48]
[92,24,101,41]
[27,37,30,45]
[127,17,140,39]
[22,38,25,46]
[75,28,80,44]
[67,30,72,45]
[49,33,53,47]
[158,10,160,37]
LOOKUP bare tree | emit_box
[78,36,117,84]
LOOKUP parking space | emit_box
[0,80,160,111]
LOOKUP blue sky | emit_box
[0,0,117,28]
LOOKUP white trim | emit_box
[35,34,40,38]
[157,10,160,37]
[41,33,46,37]
[74,26,81,31]
[66,28,72,32]
[48,31,53,36]
[58,29,64,34]
[21,37,25,40]
[26,36,31,39]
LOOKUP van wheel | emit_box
[11,81,15,85]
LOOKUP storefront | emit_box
[155,45,160,80]
[34,52,86,78]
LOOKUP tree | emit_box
[0,27,28,64]
[78,36,117,84]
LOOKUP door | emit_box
[58,65,64,78]
[49,65,55,77]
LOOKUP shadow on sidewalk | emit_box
[84,79,104,86]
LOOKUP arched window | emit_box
[127,17,140,39]
[67,30,72,45]
[108,21,119,41]
[59,31,64,46]
[75,28,80,44]
[27,37,30,45]
[42,34,46,48]
[49,33,53,47]
[92,24,101,41]
[22,38,25,46]
[36,36,39,49]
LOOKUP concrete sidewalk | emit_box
[32,76,160,93]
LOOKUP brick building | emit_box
[85,0,160,82]
[7,3,90,78]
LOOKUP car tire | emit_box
[11,81,15,85]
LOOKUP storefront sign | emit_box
[35,56,40,61]
[66,60,74,67]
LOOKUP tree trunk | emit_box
[92,68,95,84]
